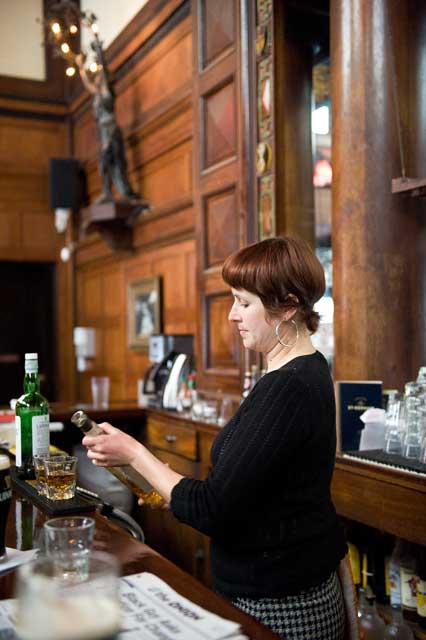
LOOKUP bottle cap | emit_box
[0,455,10,471]
[25,353,38,360]
[71,410,86,427]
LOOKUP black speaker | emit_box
[48,158,86,211]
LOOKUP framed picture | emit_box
[128,276,162,349]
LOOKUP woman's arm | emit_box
[83,423,184,504]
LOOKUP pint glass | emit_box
[0,454,11,561]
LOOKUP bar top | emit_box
[2,489,280,639]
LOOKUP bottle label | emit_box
[24,360,38,374]
[389,559,401,606]
[400,566,419,610]
[0,488,11,503]
[418,579,426,618]
[31,415,49,457]
[15,416,22,467]
[385,555,391,597]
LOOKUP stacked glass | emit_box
[383,368,426,463]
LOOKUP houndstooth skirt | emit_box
[231,572,345,640]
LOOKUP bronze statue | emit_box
[76,44,138,203]
[46,2,142,205]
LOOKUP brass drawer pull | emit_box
[164,434,177,443]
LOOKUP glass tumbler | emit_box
[15,551,120,640]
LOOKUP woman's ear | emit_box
[283,308,298,322]
[283,294,299,321]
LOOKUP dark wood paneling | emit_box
[192,0,256,395]
[204,188,239,267]
[0,115,67,262]
[204,80,236,168]
[76,239,196,404]
[206,293,239,373]
[202,0,236,67]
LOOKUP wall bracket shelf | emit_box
[81,199,150,250]
[392,176,426,197]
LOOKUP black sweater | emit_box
[170,351,347,597]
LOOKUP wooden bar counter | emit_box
[2,490,280,639]
[48,402,426,550]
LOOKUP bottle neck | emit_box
[390,605,404,623]
[23,372,40,394]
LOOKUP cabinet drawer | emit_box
[146,417,198,461]
[153,448,200,477]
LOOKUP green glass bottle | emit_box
[15,353,49,479]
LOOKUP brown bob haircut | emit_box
[222,236,325,333]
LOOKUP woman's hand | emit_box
[82,422,144,467]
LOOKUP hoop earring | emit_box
[275,318,299,348]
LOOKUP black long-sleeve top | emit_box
[170,351,347,597]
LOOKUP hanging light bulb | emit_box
[69,24,78,34]
[89,62,98,73]
[61,42,70,54]
[51,22,61,34]
[65,66,76,77]
[91,23,99,34]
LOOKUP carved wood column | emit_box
[331,0,426,389]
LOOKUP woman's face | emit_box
[228,288,276,353]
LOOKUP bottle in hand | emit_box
[71,410,163,507]
[15,353,49,479]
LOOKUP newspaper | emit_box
[119,572,248,640]
[0,572,249,640]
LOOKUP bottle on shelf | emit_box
[399,541,420,623]
[357,586,386,639]
[388,538,403,610]
[15,353,49,479]
[384,606,414,640]
[71,410,163,507]
[417,545,426,629]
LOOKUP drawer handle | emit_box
[164,434,177,443]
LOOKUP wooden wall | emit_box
[191,0,255,396]
[0,110,66,262]
[0,98,72,399]
[72,1,197,403]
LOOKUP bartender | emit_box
[83,236,347,640]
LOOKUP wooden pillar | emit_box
[331,0,426,389]
[274,2,315,244]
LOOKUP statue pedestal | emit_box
[81,199,150,250]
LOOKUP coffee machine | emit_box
[140,334,194,410]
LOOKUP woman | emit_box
[83,236,347,639]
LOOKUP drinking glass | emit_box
[33,454,67,497]
[383,397,403,455]
[44,455,77,500]
[91,376,110,408]
[44,516,95,583]
[202,400,219,423]
[15,551,120,640]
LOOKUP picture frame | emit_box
[127,276,162,350]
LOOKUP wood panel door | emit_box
[192,0,256,394]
